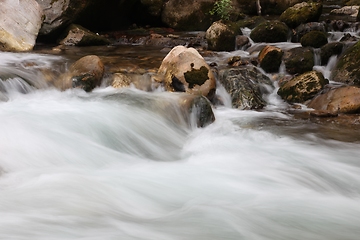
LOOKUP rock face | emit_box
[205,21,237,51]
[331,40,360,85]
[307,86,360,114]
[250,20,289,43]
[218,66,273,109]
[0,0,43,51]
[280,2,323,29]
[64,55,105,92]
[258,45,284,73]
[161,0,213,30]
[283,47,314,75]
[300,31,328,48]
[59,24,110,46]
[157,46,216,100]
[278,70,328,103]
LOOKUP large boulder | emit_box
[280,2,323,29]
[331,40,360,85]
[258,0,306,15]
[250,20,289,43]
[258,45,284,73]
[307,86,360,114]
[300,31,328,48]
[277,70,328,103]
[161,0,213,30]
[59,55,104,92]
[0,0,43,52]
[157,46,216,100]
[283,47,314,75]
[218,66,273,109]
[205,21,237,51]
[59,24,110,46]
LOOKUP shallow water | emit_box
[1,41,360,239]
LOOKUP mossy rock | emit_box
[331,40,360,85]
[300,31,328,48]
[259,45,284,73]
[280,2,323,29]
[320,42,344,65]
[291,22,327,42]
[278,70,328,103]
[283,47,314,75]
[205,21,237,51]
[250,20,289,43]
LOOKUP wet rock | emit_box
[161,0,213,31]
[157,46,216,100]
[259,0,305,15]
[280,2,323,29]
[0,0,43,52]
[258,45,284,73]
[331,40,360,85]
[300,31,328,48]
[283,47,314,75]
[111,73,154,91]
[320,42,344,65]
[278,70,328,103]
[307,86,360,114]
[205,21,237,51]
[250,20,289,43]
[310,110,338,118]
[63,55,104,92]
[339,33,358,42]
[235,16,266,29]
[59,24,110,46]
[291,22,327,43]
[235,35,250,50]
[218,66,273,109]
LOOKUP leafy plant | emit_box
[209,0,233,21]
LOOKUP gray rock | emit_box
[218,66,273,109]
[59,24,110,46]
[0,0,43,51]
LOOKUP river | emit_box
[1,30,360,239]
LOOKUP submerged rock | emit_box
[0,0,43,52]
[283,47,314,75]
[250,20,289,43]
[157,46,216,100]
[218,66,273,109]
[278,70,328,103]
[307,86,360,114]
[280,2,323,29]
[331,40,360,85]
[60,55,104,92]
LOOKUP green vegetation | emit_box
[209,0,232,21]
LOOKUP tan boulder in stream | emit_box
[157,46,216,101]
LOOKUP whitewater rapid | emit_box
[0,87,359,240]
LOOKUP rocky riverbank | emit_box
[2,0,360,129]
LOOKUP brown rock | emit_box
[258,45,284,73]
[307,86,360,114]
[157,46,216,100]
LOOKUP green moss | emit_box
[184,65,209,88]
[250,20,289,43]
[300,31,328,48]
[280,2,322,29]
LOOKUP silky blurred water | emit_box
[0,46,360,240]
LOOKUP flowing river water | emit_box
[1,25,360,239]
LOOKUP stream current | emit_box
[1,33,360,239]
